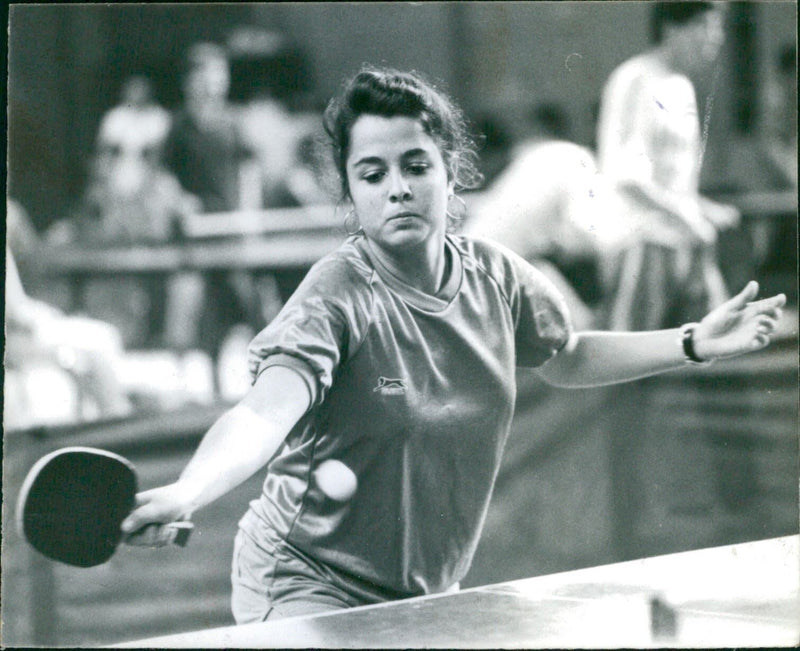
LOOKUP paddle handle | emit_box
[124,521,194,548]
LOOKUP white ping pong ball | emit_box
[314,460,357,502]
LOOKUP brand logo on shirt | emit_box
[373,377,407,395]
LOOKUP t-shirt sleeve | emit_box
[247,256,371,406]
[503,247,574,368]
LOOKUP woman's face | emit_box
[346,114,452,253]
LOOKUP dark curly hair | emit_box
[322,66,483,205]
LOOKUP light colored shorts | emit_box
[231,528,358,624]
[231,524,462,624]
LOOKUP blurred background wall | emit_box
[8,2,796,232]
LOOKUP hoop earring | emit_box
[343,209,363,236]
[446,193,468,228]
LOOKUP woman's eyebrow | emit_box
[351,155,384,168]
[352,148,432,168]
[401,148,431,160]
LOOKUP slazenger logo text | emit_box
[372,377,407,395]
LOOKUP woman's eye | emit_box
[407,163,429,175]
[362,171,385,183]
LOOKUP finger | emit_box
[134,487,164,505]
[124,523,174,548]
[121,510,147,534]
[729,281,759,309]
[122,494,152,532]
[121,503,167,534]
[131,489,156,510]
[756,319,776,335]
[768,294,787,310]
[124,521,193,548]
[747,294,787,313]
[746,306,783,326]
[752,332,770,350]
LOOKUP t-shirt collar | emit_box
[354,235,463,312]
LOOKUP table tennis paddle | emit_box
[16,446,192,568]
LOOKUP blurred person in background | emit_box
[471,112,515,188]
[46,74,203,349]
[229,25,332,359]
[752,43,798,304]
[726,42,797,195]
[465,103,615,329]
[229,26,315,210]
[67,74,184,244]
[97,75,172,174]
[5,199,132,428]
[597,1,740,332]
[162,42,269,371]
[164,42,253,212]
[761,44,797,189]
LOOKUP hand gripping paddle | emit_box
[16,446,192,568]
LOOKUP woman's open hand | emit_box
[692,281,786,362]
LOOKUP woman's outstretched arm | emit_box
[121,364,310,537]
[539,281,786,389]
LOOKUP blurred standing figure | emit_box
[164,42,250,212]
[761,44,797,189]
[597,2,740,331]
[162,43,262,357]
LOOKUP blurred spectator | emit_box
[225,27,330,361]
[761,44,797,189]
[161,42,274,373]
[163,42,254,212]
[45,74,203,349]
[749,43,798,301]
[227,26,321,209]
[596,1,740,331]
[465,103,614,329]
[5,199,132,428]
[235,81,301,209]
[235,81,333,331]
[97,75,171,173]
[73,74,200,246]
[726,42,797,195]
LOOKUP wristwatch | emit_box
[680,323,713,366]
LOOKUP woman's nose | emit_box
[388,172,412,203]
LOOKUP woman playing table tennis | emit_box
[122,66,786,623]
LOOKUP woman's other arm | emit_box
[538,281,785,389]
